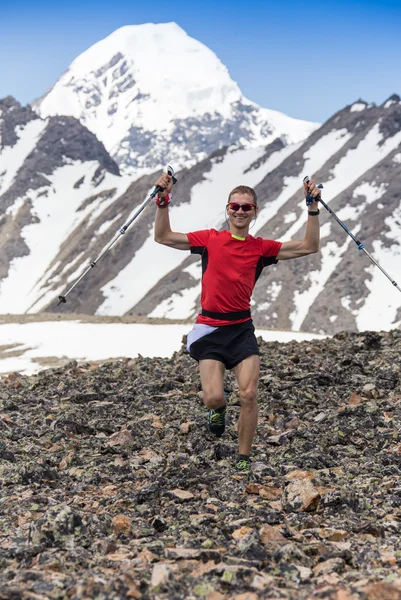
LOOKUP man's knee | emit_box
[239,387,257,408]
[203,390,225,409]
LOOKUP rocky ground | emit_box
[1,329,401,599]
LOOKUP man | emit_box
[154,174,321,473]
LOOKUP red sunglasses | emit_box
[226,202,256,212]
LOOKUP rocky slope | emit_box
[1,330,401,598]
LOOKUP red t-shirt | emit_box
[187,229,282,326]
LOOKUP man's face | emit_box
[226,193,257,229]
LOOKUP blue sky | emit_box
[1,0,400,123]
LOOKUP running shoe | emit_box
[235,457,252,474]
[207,404,226,437]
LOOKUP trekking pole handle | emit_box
[152,164,177,198]
[303,175,324,192]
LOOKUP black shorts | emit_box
[189,320,259,370]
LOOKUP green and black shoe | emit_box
[207,404,226,437]
[235,456,252,475]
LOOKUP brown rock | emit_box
[180,421,195,434]
[150,563,172,587]
[126,582,142,599]
[363,383,378,398]
[169,489,195,501]
[206,592,226,600]
[232,594,258,600]
[313,557,345,577]
[259,486,283,500]
[348,391,363,406]
[259,524,288,545]
[266,434,281,444]
[245,482,261,495]
[316,528,348,541]
[232,526,259,551]
[232,526,254,540]
[192,560,219,577]
[251,574,275,589]
[137,548,158,564]
[59,451,74,470]
[285,469,314,479]
[295,565,312,581]
[111,515,132,535]
[106,428,134,447]
[380,548,397,565]
[336,590,355,600]
[284,479,321,512]
[316,573,341,585]
[138,449,155,459]
[286,417,301,428]
[364,582,401,600]
[165,547,201,559]
[190,513,217,526]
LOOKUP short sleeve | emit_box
[187,230,211,255]
[260,238,282,258]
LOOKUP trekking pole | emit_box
[303,175,401,293]
[56,165,177,307]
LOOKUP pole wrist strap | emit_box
[156,193,172,208]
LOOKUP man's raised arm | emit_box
[153,172,190,250]
[276,179,321,260]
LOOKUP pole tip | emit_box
[56,295,66,307]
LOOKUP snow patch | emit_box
[183,262,202,280]
[96,213,122,236]
[148,286,200,319]
[290,232,357,331]
[0,321,326,375]
[0,120,47,196]
[384,99,397,108]
[284,212,297,224]
[320,222,331,238]
[350,103,366,112]
[255,282,282,312]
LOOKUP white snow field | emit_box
[0,320,325,376]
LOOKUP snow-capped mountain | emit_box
[34,22,319,175]
[0,96,131,313]
[2,88,401,334]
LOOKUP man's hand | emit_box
[304,178,321,210]
[155,172,174,197]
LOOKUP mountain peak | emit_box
[35,23,319,174]
[381,93,401,108]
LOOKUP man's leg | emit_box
[199,359,226,436]
[233,354,260,457]
[199,359,225,408]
